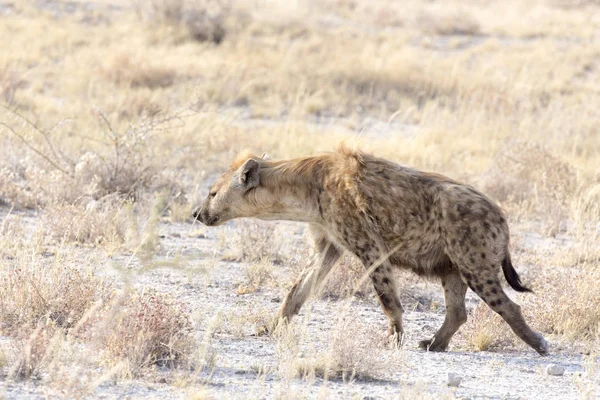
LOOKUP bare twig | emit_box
[0,122,74,179]
[0,105,74,171]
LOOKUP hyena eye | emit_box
[209,191,217,198]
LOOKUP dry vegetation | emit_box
[0,0,599,397]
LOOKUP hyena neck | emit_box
[247,158,326,223]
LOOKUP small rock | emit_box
[546,364,565,376]
[447,372,463,387]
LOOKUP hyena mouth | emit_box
[205,216,220,226]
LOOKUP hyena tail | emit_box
[502,256,533,293]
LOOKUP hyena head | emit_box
[194,153,270,226]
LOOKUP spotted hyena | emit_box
[194,147,548,355]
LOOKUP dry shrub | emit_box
[460,302,514,352]
[133,0,228,44]
[98,290,195,373]
[523,266,600,343]
[0,166,39,209]
[0,254,114,336]
[103,53,176,89]
[417,8,481,36]
[481,140,577,234]
[0,108,186,208]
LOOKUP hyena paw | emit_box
[254,324,271,337]
[418,338,447,352]
[535,334,550,356]
[388,328,405,348]
[418,339,433,350]
[254,317,287,337]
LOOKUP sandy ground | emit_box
[1,208,596,399]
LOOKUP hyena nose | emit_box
[192,207,203,222]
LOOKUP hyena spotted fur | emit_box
[194,146,548,355]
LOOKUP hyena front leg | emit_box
[341,230,404,344]
[370,263,405,344]
[258,227,341,334]
[277,238,341,322]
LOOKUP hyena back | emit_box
[195,147,548,355]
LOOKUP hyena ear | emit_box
[261,153,271,160]
[239,159,260,189]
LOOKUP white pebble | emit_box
[546,364,565,376]
[447,372,463,387]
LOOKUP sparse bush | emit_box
[98,290,195,374]
[0,107,187,208]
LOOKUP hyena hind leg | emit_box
[467,272,549,356]
[419,269,467,352]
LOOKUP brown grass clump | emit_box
[0,66,27,106]
[8,324,58,380]
[98,290,195,374]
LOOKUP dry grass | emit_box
[524,264,600,345]
[460,302,515,352]
[236,259,276,295]
[291,312,389,381]
[221,220,285,263]
[0,0,599,396]
[0,249,114,336]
